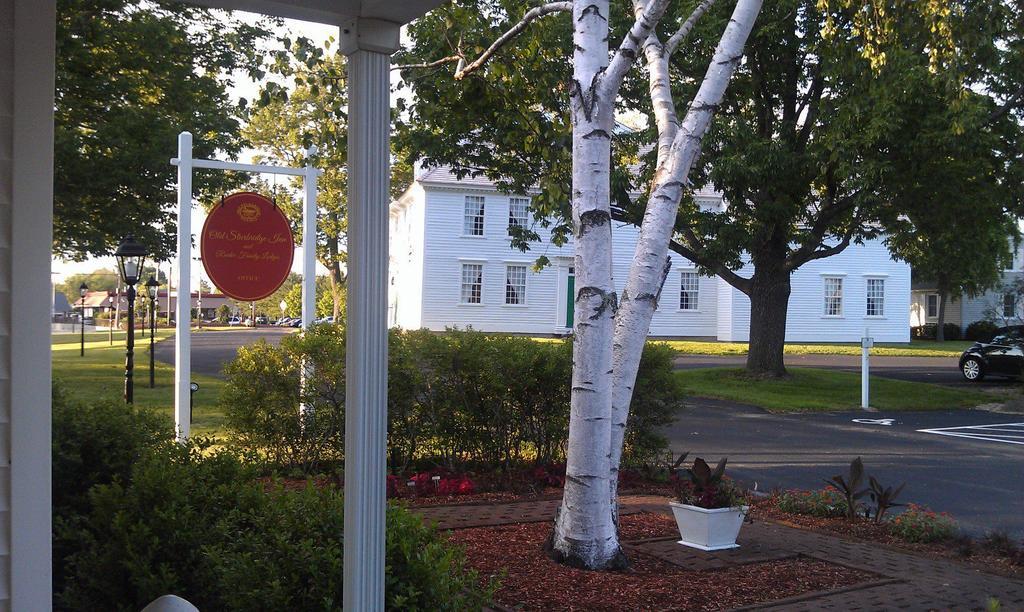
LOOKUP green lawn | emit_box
[674,367,994,412]
[52,330,227,436]
[656,339,973,358]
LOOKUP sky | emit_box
[50,13,342,289]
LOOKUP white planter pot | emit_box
[668,502,749,551]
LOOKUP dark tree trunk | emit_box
[745,269,792,377]
[936,288,947,342]
[329,261,344,320]
[326,234,345,320]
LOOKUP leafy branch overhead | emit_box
[54,0,279,261]
[244,36,412,318]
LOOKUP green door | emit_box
[565,268,575,328]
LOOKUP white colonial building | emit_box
[389,167,912,342]
[910,242,1024,330]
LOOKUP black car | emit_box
[959,325,1024,381]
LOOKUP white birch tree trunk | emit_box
[550,0,624,570]
[608,0,763,497]
[406,0,761,571]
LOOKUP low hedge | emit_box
[221,327,683,474]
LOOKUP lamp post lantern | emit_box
[78,282,88,356]
[146,276,159,388]
[115,235,148,404]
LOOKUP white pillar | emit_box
[301,145,318,329]
[340,18,399,612]
[9,0,57,605]
[174,132,193,440]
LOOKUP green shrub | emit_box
[624,342,684,466]
[776,488,849,518]
[220,323,345,472]
[57,441,493,611]
[223,327,682,474]
[888,504,958,543]
[51,381,170,519]
[51,381,171,596]
[965,320,999,342]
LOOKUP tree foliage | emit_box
[244,37,412,318]
[54,0,274,261]
[397,0,1024,375]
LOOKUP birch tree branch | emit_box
[392,55,461,71]
[601,0,673,97]
[664,0,719,57]
[452,2,571,80]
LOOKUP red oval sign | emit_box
[200,192,295,302]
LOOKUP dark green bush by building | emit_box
[221,327,683,474]
[53,386,493,611]
[964,320,1000,342]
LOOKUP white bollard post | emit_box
[174,131,193,440]
[861,326,872,410]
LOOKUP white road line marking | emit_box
[916,422,1024,446]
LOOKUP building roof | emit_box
[52,292,72,313]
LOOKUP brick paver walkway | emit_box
[414,495,1024,611]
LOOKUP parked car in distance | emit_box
[959,325,1024,382]
[227,316,242,326]
[255,315,268,325]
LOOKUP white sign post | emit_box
[861,327,873,410]
[171,131,320,440]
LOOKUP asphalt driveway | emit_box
[668,398,1024,537]
[153,327,294,377]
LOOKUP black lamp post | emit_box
[79,283,88,357]
[115,235,147,404]
[145,276,159,388]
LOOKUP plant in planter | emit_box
[669,455,749,551]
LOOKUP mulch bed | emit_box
[751,500,1024,580]
[449,512,876,611]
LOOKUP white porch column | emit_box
[8,0,56,606]
[339,18,398,612]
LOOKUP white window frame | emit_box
[678,270,699,311]
[823,276,844,317]
[504,263,528,306]
[925,293,939,319]
[459,262,484,305]
[865,277,885,317]
[507,197,529,236]
[463,195,485,237]
[1004,292,1017,318]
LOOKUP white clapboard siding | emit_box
[388,183,427,329]
[388,171,912,342]
[716,238,911,342]
[0,0,13,602]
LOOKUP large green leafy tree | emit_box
[397,0,1023,376]
[245,37,411,319]
[54,0,273,261]
[884,78,1021,340]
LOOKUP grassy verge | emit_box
[675,367,994,412]
[656,339,973,358]
[52,330,226,436]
